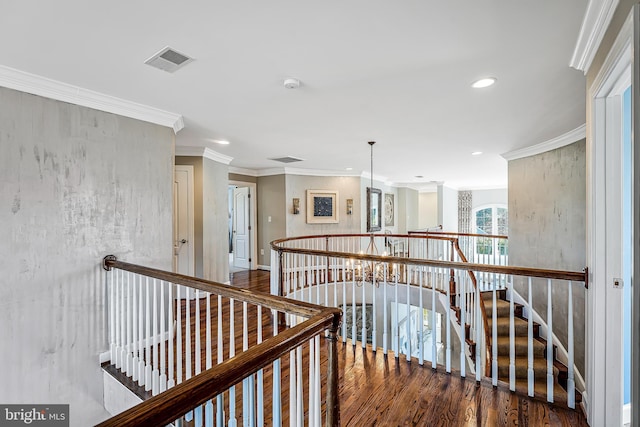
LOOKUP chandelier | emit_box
[344,141,398,286]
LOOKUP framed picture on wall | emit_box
[306,190,339,224]
[384,193,394,227]
[367,187,382,232]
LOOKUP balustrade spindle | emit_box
[567,281,575,409]
[132,274,138,382]
[383,263,388,355]
[527,277,534,397]
[445,271,452,373]
[126,272,132,376]
[394,271,399,358]
[137,275,145,387]
[492,271,498,386]
[419,269,424,366]
[361,272,367,349]
[175,285,182,386]
[167,283,175,389]
[159,280,167,392]
[406,266,411,362]
[145,277,152,390]
[460,273,466,378]
[152,278,159,395]
[547,279,554,402]
[475,279,482,382]
[431,267,437,369]
[217,294,224,427]
[229,296,237,427]
[509,275,516,391]
[272,311,281,427]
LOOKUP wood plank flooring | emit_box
[230,270,588,427]
[105,269,589,426]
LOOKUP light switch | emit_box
[268,216,272,222]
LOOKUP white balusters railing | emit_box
[271,233,586,410]
[102,256,341,427]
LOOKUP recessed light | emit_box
[471,151,483,156]
[210,140,230,145]
[346,167,353,171]
[471,77,496,88]
[415,175,424,179]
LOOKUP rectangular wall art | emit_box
[306,189,339,224]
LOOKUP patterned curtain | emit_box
[458,191,473,257]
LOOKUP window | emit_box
[474,205,508,256]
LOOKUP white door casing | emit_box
[174,165,195,276]
[586,7,636,425]
[233,186,250,269]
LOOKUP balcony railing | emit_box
[270,233,587,409]
[98,256,341,427]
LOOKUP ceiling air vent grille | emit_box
[145,47,194,73]
[270,156,305,164]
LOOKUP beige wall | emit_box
[202,157,230,283]
[176,156,229,282]
[175,157,205,278]
[229,172,257,183]
[419,192,438,229]
[509,139,586,374]
[257,175,286,267]
[397,187,419,233]
[286,175,362,237]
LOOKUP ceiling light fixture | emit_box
[471,151,483,156]
[471,77,497,88]
[215,140,230,145]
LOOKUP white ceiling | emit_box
[1,1,587,190]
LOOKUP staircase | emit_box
[481,290,581,405]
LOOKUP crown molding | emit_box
[228,166,259,177]
[570,0,619,74]
[501,124,586,161]
[0,65,184,133]
[175,146,233,165]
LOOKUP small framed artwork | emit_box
[384,193,394,226]
[367,187,382,232]
[306,190,339,224]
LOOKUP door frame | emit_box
[229,180,257,270]
[174,165,195,276]
[586,7,637,425]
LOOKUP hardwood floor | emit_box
[105,269,589,426]
[229,269,588,427]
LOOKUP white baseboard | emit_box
[99,351,111,364]
[258,265,271,271]
[623,403,630,425]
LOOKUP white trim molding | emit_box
[175,146,233,165]
[0,65,184,133]
[570,0,620,73]
[501,124,586,161]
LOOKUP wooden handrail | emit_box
[97,309,341,427]
[268,244,586,283]
[452,239,491,376]
[103,256,325,318]
[409,230,509,240]
[100,256,342,427]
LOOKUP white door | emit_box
[233,186,250,269]
[174,165,195,276]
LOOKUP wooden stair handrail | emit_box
[97,310,340,427]
[269,243,586,283]
[451,238,491,377]
[100,256,342,427]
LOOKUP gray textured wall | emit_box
[509,140,586,374]
[0,87,174,425]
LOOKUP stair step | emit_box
[487,316,539,337]
[482,297,523,317]
[493,336,545,357]
[495,356,557,379]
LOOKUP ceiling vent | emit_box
[144,47,194,73]
[270,156,305,164]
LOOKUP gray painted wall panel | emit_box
[0,87,174,426]
[509,140,586,374]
